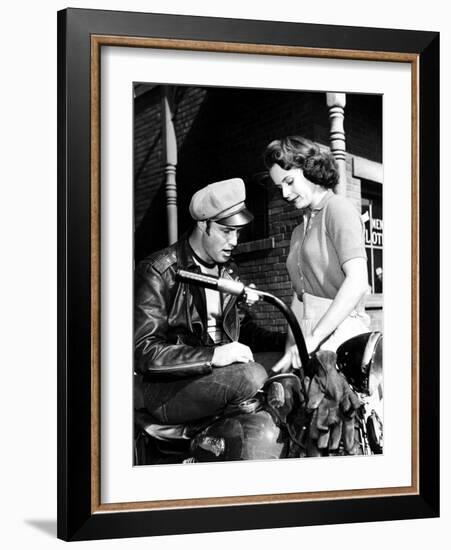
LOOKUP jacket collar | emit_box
[176,231,197,269]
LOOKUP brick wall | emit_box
[134,86,382,333]
[135,87,207,257]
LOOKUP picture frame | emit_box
[57,7,439,541]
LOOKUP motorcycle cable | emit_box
[176,269,310,401]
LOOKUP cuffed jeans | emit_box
[143,361,267,424]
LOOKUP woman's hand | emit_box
[305,333,323,354]
[272,347,296,373]
[272,334,323,373]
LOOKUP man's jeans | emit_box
[143,362,267,424]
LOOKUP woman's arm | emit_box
[309,257,368,350]
[307,194,369,351]
[274,260,368,370]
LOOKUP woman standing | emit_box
[264,136,370,371]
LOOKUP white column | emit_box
[161,85,178,244]
[326,92,347,195]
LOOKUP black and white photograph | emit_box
[133,84,384,466]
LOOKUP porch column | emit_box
[161,85,178,244]
[326,92,347,195]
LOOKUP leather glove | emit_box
[340,389,362,454]
[309,396,342,450]
[306,350,362,454]
[267,381,285,409]
[265,374,310,458]
[264,374,305,424]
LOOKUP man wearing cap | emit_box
[134,178,268,425]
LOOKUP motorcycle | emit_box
[134,269,383,465]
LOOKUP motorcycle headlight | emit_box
[337,332,383,397]
[367,334,383,398]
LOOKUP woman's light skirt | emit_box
[299,292,370,352]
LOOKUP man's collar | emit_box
[189,242,217,269]
[176,230,236,272]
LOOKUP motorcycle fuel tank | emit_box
[191,410,286,462]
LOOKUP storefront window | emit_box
[361,180,383,294]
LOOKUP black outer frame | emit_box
[57,8,439,542]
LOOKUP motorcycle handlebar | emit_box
[176,269,310,372]
[177,269,245,296]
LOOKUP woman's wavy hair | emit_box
[263,136,339,189]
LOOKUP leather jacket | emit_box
[135,233,240,378]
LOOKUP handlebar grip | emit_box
[217,278,245,296]
[176,269,246,297]
[177,269,219,290]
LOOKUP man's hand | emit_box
[212,342,254,367]
[243,283,259,307]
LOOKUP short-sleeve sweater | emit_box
[286,190,367,300]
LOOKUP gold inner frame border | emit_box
[90,35,420,514]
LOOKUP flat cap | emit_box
[189,178,254,227]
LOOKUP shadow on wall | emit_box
[134,86,382,269]
[134,86,327,262]
[135,184,169,261]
